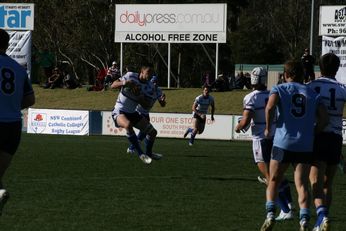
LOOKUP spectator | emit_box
[201,71,215,88]
[63,71,79,89]
[214,73,229,92]
[104,61,120,90]
[44,67,63,89]
[235,72,252,89]
[301,48,315,83]
[87,67,107,91]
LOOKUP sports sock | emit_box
[137,131,146,141]
[315,205,328,227]
[299,208,310,221]
[145,137,155,156]
[127,133,143,156]
[265,201,276,218]
[281,179,293,204]
[276,191,290,213]
[189,132,196,144]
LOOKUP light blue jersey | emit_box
[271,82,320,152]
[0,53,33,122]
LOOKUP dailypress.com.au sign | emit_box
[115,4,227,43]
[319,5,346,36]
[0,3,34,31]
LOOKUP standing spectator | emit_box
[308,53,346,231]
[0,29,35,215]
[301,48,315,83]
[261,60,328,231]
[201,71,215,89]
[104,61,120,90]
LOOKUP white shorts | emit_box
[252,138,273,163]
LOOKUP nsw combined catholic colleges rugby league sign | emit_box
[0,3,34,31]
[114,4,227,43]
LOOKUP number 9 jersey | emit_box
[270,82,321,152]
[0,53,33,122]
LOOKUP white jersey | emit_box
[136,86,163,115]
[113,72,156,114]
[193,94,214,115]
[308,77,346,136]
[243,90,275,139]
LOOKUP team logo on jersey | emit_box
[30,113,47,133]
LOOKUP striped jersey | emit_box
[136,86,163,115]
[193,94,214,115]
[308,77,346,136]
[0,53,34,122]
[243,90,275,139]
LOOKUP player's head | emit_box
[319,53,340,77]
[283,60,304,83]
[0,29,10,51]
[250,67,267,89]
[202,85,210,97]
[139,62,154,81]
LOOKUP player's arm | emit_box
[265,93,279,138]
[111,78,127,89]
[210,101,215,121]
[21,78,35,109]
[235,110,253,133]
[158,93,166,107]
[315,104,329,133]
[192,102,201,116]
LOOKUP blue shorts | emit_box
[272,146,312,164]
[313,132,342,165]
[112,111,143,128]
[0,121,22,155]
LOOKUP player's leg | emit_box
[293,162,311,230]
[0,121,21,215]
[261,159,289,231]
[189,118,199,146]
[134,118,161,160]
[114,113,146,159]
[128,115,149,154]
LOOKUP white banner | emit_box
[319,6,346,36]
[6,31,32,76]
[0,3,34,31]
[115,4,227,43]
[232,115,252,141]
[321,36,346,84]
[102,112,233,140]
[27,109,89,135]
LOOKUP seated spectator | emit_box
[44,67,63,89]
[87,67,107,91]
[235,71,252,89]
[104,61,120,90]
[214,73,229,92]
[63,71,80,89]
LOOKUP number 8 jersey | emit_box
[308,77,346,136]
[270,82,321,152]
[0,53,33,122]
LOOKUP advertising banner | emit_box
[115,4,227,43]
[232,115,252,141]
[27,109,89,135]
[102,112,233,140]
[6,31,32,75]
[0,3,34,31]
[322,36,346,84]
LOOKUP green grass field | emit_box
[1,134,346,231]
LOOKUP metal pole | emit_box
[215,43,219,80]
[120,42,123,75]
[168,43,171,88]
[309,0,315,54]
